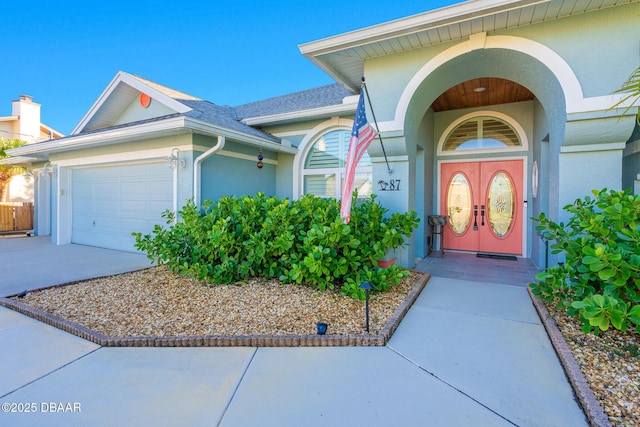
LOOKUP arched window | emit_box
[441,116,523,153]
[302,129,372,198]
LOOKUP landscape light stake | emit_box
[359,281,374,333]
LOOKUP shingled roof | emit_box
[128,74,280,142]
[181,99,280,142]
[131,73,354,122]
[14,75,356,156]
[126,76,354,141]
[233,84,354,120]
[3,72,353,158]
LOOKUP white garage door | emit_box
[72,162,172,252]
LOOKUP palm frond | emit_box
[610,66,640,124]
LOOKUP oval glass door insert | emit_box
[487,172,515,237]
[447,173,471,235]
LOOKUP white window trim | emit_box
[302,166,373,199]
[294,119,375,200]
[294,119,351,198]
[437,111,529,156]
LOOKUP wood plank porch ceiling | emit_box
[431,77,535,112]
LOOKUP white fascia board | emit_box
[0,155,46,165]
[119,73,193,114]
[71,71,193,135]
[184,117,299,154]
[71,71,133,135]
[241,101,358,127]
[8,115,297,157]
[11,116,191,157]
[299,0,549,56]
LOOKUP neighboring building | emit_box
[0,95,62,144]
[5,0,639,269]
[0,95,63,202]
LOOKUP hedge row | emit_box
[133,193,419,300]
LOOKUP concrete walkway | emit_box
[0,237,588,426]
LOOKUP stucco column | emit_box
[368,135,417,267]
[557,114,636,223]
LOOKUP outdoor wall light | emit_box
[166,148,185,169]
[359,281,374,333]
[38,163,53,177]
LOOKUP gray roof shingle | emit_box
[233,84,354,119]
[128,78,354,142]
[10,76,357,157]
[56,77,355,148]
[129,74,281,142]
[180,99,280,142]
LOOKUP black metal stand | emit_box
[428,215,447,256]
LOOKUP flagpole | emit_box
[361,77,392,175]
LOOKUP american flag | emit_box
[340,91,377,224]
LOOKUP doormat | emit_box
[477,253,518,261]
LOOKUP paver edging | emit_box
[0,271,430,348]
[527,287,611,427]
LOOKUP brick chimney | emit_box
[11,95,41,144]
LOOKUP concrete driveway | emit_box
[0,236,589,426]
[0,235,152,297]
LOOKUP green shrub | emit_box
[133,193,420,300]
[530,188,640,334]
[571,294,640,333]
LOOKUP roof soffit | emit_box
[71,71,193,135]
[299,0,636,91]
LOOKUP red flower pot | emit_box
[377,258,396,268]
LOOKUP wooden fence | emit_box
[0,202,34,231]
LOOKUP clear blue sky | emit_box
[2,1,460,135]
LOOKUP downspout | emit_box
[172,160,178,223]
[194,135,225,208]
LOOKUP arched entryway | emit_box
[435,94,530,256]
[400,43,567,265]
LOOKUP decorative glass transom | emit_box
[446,173,472,235]
[303,129,372,198]
[487,172,515,237]
[443,117,521,151]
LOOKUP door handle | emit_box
[481,205,485,226]
[473,205,478,230]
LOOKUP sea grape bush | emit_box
[530,188,640,334]
[133,193,419,300]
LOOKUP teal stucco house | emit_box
[6,0,639,269]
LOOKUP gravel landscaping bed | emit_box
[542,301,640,427]
[9,266,423,343]
[5,266,638,425]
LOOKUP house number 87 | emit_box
[378,179,401,191]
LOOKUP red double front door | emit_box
[440,160,523,255]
